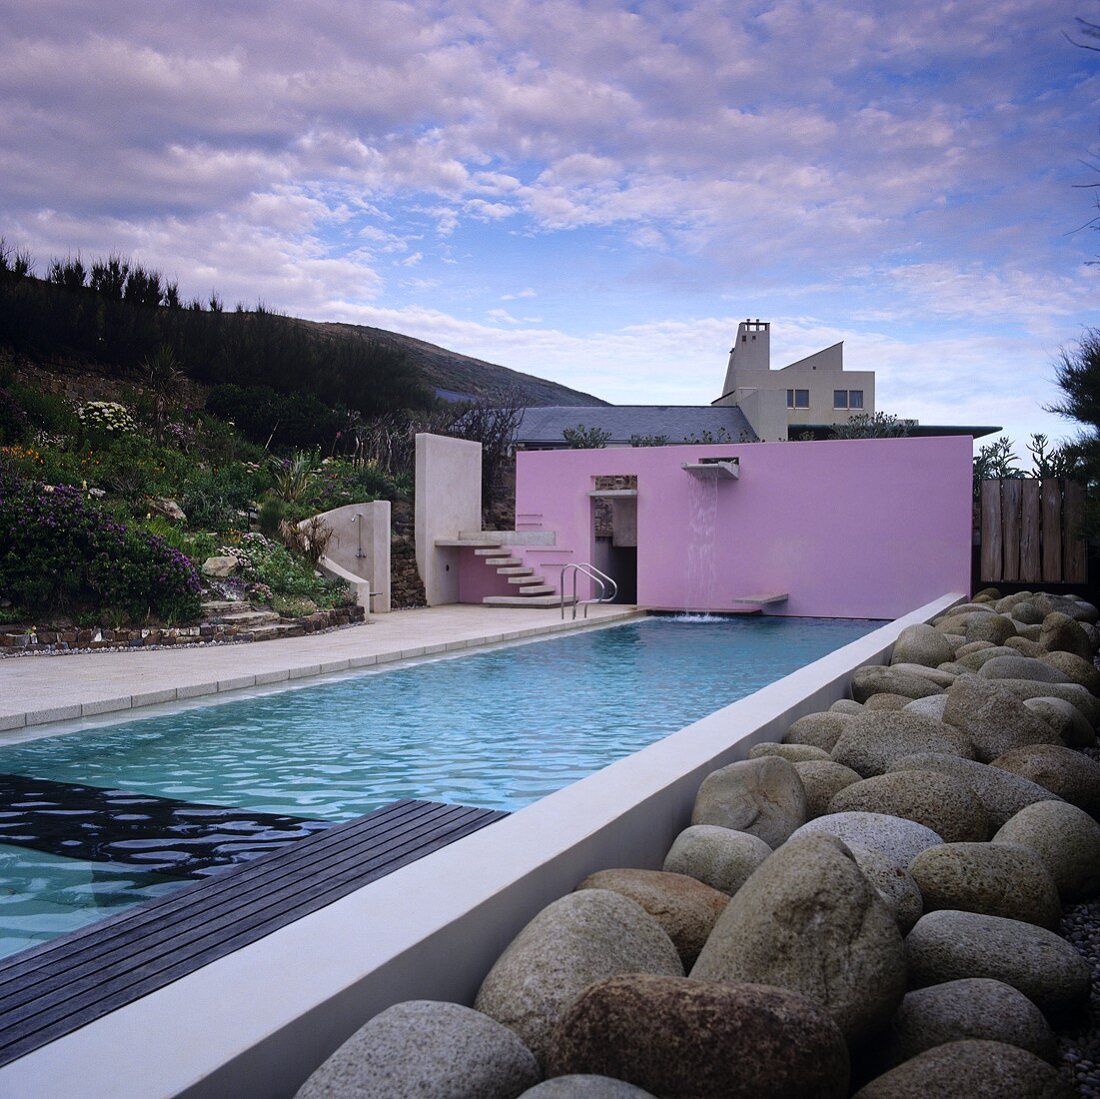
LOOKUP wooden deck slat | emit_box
[1000,478,1022,582]
[1064,480,1088,583]
[0,799,504,1067]
[1042,479,1063,583]
[1020,479,1041,583]
[0,802,476,1019]
[980,480,1002,582]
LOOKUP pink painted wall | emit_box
[486,437,972,619]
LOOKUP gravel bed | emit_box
[1059,899,1100,1097]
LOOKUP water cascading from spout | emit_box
[684,472,719,613]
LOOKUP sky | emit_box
[1,0,1098,460]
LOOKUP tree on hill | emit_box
[1047,328,1100,532]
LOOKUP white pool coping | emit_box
[0,592,963,1099]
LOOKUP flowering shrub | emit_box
[0,463,202,622]
[214,531,349,609]
[77,401,136,437]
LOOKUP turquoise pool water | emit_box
[0,615,881,957]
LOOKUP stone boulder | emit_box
[890,624,957,668]
[873,978,1055,1072]
[889,663,956,688]
[690,756,806,848]
[956,640,997,657]
[791,811,943,871]
[1005,636,1047,658]
[793,760,863,818]
[905,910,1091,1015]
[886,753,1060,829]
[864,693,913,712]
[851,666,943,704]
[785,711,856,750]
[828,771,989,842]
[1023,697,1096,748]
[293,1000,540,1099]
[148,497,187,522]
[1039,650,1100,695]
[690,833,906,1043]
[474,891,682,1067]
[957,646,1018,671]
[831,712,974,777]
[547,976,849,1099]
[853,1040,1073,1099]
[1010,601,1046,626]
[977,656,1072,685]
[829,699,865,716]
[1040,612,1092,660]
[520,1078,655,1098]
[991,744,1100,817]
[987,679,1100,728]
[575,870,729,968]
[662,825,771,896]
[747,741,830,763]
[966,614,1018,646]
[942,675,1062,762]
[992,800,1100,900]
[902,695,949,722]
[847,845,923,932]
[908,842,1061,928]
[201,554,238,577]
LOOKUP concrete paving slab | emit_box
[0,604,641,734]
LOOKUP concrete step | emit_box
[206,610,282,628]
[474,547,509,556]
[482,594,575,607]
[487,558,522,568]
[498,566,533,576]
[200,600,245,615]
[517,584,556,595]
[248,623,306,642]
[506,573,544,585]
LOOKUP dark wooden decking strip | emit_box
[0,798,506,1068]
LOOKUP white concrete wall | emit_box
[311,501,391,613]
[732,386,789,441]
[415,434,483,605]
[0,594,962,1099]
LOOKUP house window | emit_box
[788,389,809,409]
[834,390,848,409]
[834,389,865,410]
[849,390,864,409]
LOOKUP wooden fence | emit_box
[979,478,1087,584]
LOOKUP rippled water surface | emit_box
[3,616,882,818]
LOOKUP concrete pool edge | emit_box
[0,592,963,1098]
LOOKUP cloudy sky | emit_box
[2,0,1097,457]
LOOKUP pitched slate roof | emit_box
[515,405,757,447]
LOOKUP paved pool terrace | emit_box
[0,603,642,734]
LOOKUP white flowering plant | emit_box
[77,401,137,437]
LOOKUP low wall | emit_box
[0,593,962,1098]
[310,501,391,614]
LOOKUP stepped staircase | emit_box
[437,537,573,607]
[199,600,308,642]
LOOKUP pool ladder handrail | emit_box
[560,562,618,620]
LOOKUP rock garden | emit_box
[293,589,1100,1098]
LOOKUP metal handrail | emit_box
[560,562,618,620]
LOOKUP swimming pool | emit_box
[0,615,880,958]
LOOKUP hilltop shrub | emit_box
[0,465,202,622]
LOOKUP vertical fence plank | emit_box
[980,480,1002,583]
[1020,479,1041,583]
[1042,479,1063,583]
[1001,479,1022,582]
[1064,480,1088,583]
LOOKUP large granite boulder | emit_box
[662,825,771,896]
[520,1079,654,1098]
[690,756,807,848]
[520,1078,655,1098]
[1023,697,1096,748]
[874,978,1056,1071]
[748,741,831,763]
[294,1000,540,1099]
[831,712,974,777]
[547,975,849,1099]
[1005,636,1047,658]
[827,771,989,842]
[942,676,1062,762]
[830,699,865,716]
[902,694,949,722]
[474,890,682,1066]
[851,666,943,704]
[987,679,1100,728]
[1010,601,1046,626]
[977,656,1072,685]
[690,833,906,1042]
[864,693,913,712]
[991,744,1100,817]
[1039,612,1092,661]
[890,624,956,668]
[1039,650,1100,695]
[201,554,238,578]
[847,845,923,932]
[888,663,957,689]
[794,760,863,818]
[575,870,728,969]
[992,800,1100,900]
[785,712,856,750]
[957,646,1017,671]
[853,1040,1073,1099]
[906,910,1091,1015]
[966,614,1017,646]
[791,811,943,871]
[886,753,1061,829]
[908,842,1061,928]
